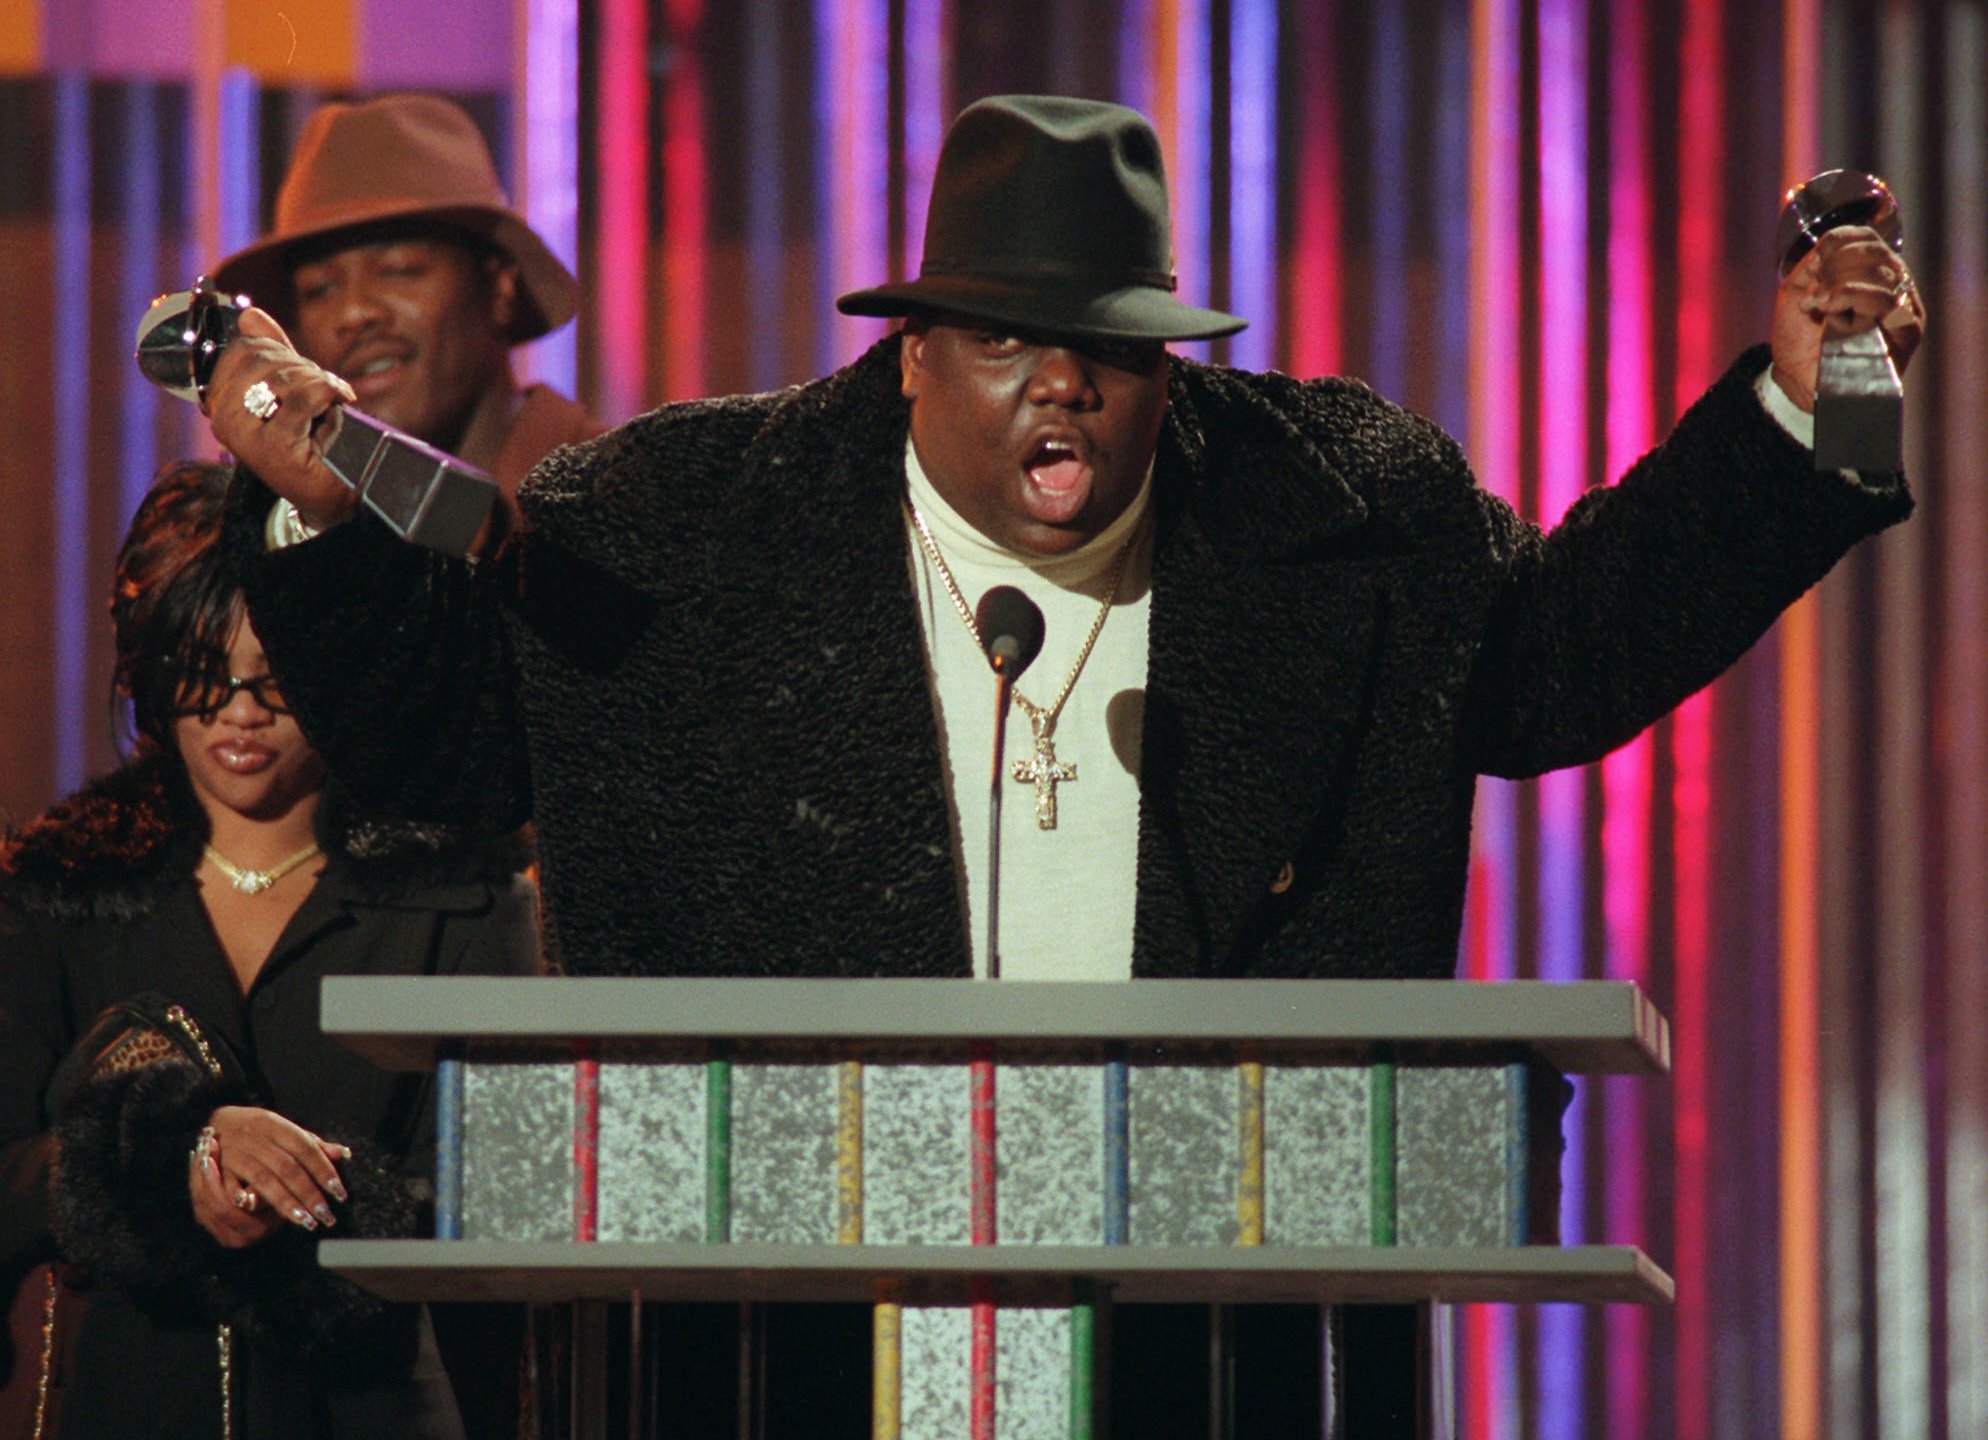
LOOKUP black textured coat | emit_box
[232,337,1908,979]
[0,757,539,1438]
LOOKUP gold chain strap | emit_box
[169,1002,233,1438]
[163,1004,223,1079]
[31,1266,56,1439]
[903,500,1131,732]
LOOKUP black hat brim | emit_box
[837,274,1247,342]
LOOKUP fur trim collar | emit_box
[0,752,528,924]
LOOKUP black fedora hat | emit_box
[837,95,1246,342]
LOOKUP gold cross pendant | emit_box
[1011,723,1076,830]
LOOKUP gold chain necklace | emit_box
[202,841,321,896]
[905,499,1132,830]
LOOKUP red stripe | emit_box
[573,1044,600,1242]
[969,1045,995,1436]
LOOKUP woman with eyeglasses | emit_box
[0,461,539,1438]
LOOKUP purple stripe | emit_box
[1225,0,1276,369]
[121,82,163,522]
[360,0,510,89]
[744,0,786,390]
[53,74,91,793]
[520,0,581,397]
[1365,0,1409,400]
[218,71,261,258]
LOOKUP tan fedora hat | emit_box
[213,94,577,342]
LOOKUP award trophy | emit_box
[1775,169,1906,473]
[134,279,498,554]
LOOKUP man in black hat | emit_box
[212,92,1919,989]
[205,90,1920,1433]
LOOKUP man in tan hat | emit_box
[210,93,601,498]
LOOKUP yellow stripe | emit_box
[872,1297,902,1440]
[1237,1061,1264,1246]
[226,0,354,84]
[837,1059,863,1245]
[0,0,40,73]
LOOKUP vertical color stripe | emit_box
[1778,3,1821,1434]
[814,0,890,371]
[873,1292,902,1440]
[971,1279,996,1440]
[1104,1059,1130,1246]
[119,82,162,523]
[519,0,580,396]
[1365,0,1410,400]
[573,1044,599,1240]
[900,0,947,280]
[596,0,650,416]
[1225,0,1276,368]
[0,0,39,71]
[705,1058,731,1242]
[1237,1060,1264,1246]
[1286,0,1339,379]
[1369,1060,1396,1246]
[838,1058,864,1244]
[51,73,89,797]
[434,1052,465,1239]
[658,0,707,404]
[1068,1283,1095,1440]
[742,0,785,392]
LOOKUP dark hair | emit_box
[110,461,244,753]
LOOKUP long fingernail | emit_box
[326,1178,348,1202]
[313,1204,337,1228]
[292,1208,318,1230]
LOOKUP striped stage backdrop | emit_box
[0,1,1983,1435]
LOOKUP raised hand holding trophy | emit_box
[134,279,498,554]
[1775,169,1907,473]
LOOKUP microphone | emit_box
[975,585,1044,679]
[974,586,1045,981]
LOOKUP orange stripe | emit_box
[226,0,354,84]
[0,0,39,73]
[1779,590,1822,1440]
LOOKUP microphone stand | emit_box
[986,664,1014,980]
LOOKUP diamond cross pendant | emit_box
[1011,721,1076,830]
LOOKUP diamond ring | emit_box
[234,1182,259,1213]
[243,380,280,422]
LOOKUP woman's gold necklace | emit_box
[202,841,321,896]
[905,500,1132,830]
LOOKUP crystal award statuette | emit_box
[1775,170,1906,474]
[134,278,498,555]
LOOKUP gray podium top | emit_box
[320,977,1669,1075]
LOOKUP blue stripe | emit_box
[434,1053,466,1238]
[1103,1059,1129,1244]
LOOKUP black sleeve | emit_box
[224,471,533,834]
[1459,345,1911,777]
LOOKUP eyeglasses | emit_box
[171,673,291,718]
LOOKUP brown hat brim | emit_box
[212,199,578,343]
[837,274,1246,342]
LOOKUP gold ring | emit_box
[242,380,280,422]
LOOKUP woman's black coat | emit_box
[0,756,539,1438]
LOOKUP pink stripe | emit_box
[597,0,651,417]
[1287,0,1340,377]
[660,0,707,401]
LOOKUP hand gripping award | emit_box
[135,277,499,554]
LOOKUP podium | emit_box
[319,978,1672,1438]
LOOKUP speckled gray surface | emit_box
[999,1065,1105,1245]
[1129,1064,1240,1246]
[901,1306,970,1440]
[731,1063,838,1243]
[1397,1065,1517,1246]
[596,1062,704,1242]
[995,1307,1071,1440]
[1263,1065,1370,1245]
[461,1061,572,1241]
[866,1064,972,1244]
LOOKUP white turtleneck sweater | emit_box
[904,442,1152,980]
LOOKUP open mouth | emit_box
[1021,437,1093,525]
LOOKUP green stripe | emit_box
[1369,1060,1396,1246]
[705,1058,732,1243]
[1068,1283,1095,1440]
